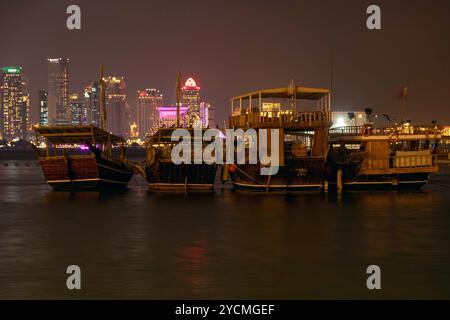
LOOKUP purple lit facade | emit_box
[157,105,189,127]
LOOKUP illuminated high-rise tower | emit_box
[47,58,70,126]
[83,81,100,127]
[199,102,214,128]
[103,76,128,137]
[181,77,201,126]
[137,88,163,138]
[38,90,48,126]
[69,93,84,126]
[1,66,30,140]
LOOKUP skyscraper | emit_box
[47,58,70,126]
[181,77,201,126]
[103,76,127,137]
[83,81,100,127]
[39,90,48,126]
[207,103,215,128]
[129,122,139,139]
[137,88,163,138]
[124,101,132,138]
[1,66,30,140]
[69,93,84,126]
[199,101,214,128]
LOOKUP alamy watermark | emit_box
[66,265,81,290]
[366,5,382,30]
[65,5,380,31]
[366,265,382,290]
[66,5,81,30]
[170,128,280,175]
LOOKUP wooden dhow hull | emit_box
[326,168,436,191]
[38,154,133,191]
[229,158,326,192]
[326,150,439,191]
[145,162,217,192]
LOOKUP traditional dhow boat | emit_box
[32,65,134,191]
[144,127,219,191]
[143,72,219,192]
[225,83,332,191]
[326,124,441,190]
[33,125,134,191]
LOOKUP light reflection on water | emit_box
[0,162,449,299]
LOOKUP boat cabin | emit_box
[329,124,441,176]
[229,85,332,163]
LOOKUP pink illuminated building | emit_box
[156,105,189,128]
[182,78,200,111]
[182,77,201,126]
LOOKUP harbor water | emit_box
[1,154,450,299]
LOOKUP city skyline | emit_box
[1,56,216,139]
[0,54,446,140]
[2,56,218,135]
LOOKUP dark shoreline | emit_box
[0,147,146,161]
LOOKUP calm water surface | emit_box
[1,160,450,299]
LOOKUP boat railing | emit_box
[393,153,435,168]
[438,138,450,155]
[359,152,438,174]
[330,125,442,137]
[230,110,331,129]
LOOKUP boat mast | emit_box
[400,82,410,124]
[99,64,106,131]
[289,79,296,112]
[176,71,181,127]
[330,53,334,113]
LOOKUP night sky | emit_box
[1,0,449,125]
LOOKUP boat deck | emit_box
[229,110,332,130]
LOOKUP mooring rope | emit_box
[234,165,265,185]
